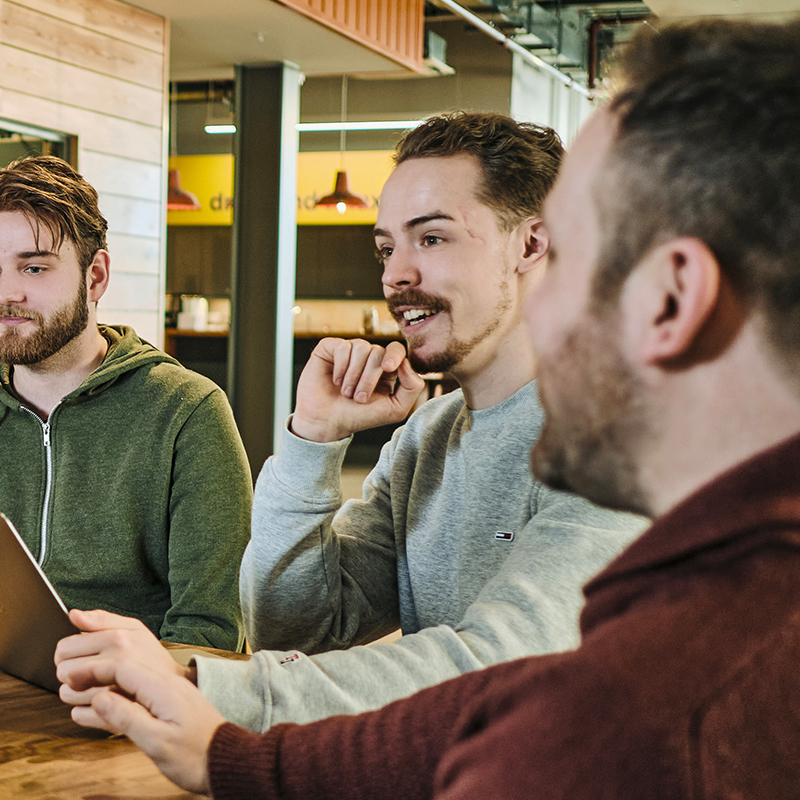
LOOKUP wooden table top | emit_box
[0,643,246,798]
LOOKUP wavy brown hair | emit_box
[0,155,108,273]
[394,112,564,232]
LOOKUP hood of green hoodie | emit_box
[0,325,180,413]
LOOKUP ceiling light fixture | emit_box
[297,120,424,132]
[205,123,236,134]
[315,75,368,215]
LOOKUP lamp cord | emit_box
[340,74,347,170]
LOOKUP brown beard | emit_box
[0,277,89,366]
[530,310,650,516]
[387,282,511,374]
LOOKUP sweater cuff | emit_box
[208,722,284,800]
[196,655,272,732]
[264,416,352,498]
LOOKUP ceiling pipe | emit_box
[434,0,592,99]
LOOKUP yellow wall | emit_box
[167,151,395,226]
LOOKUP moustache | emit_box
[0,307,38,321]
[386,290,450,318]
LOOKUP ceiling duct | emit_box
[428,0,651,92]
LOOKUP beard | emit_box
[387,283,512,374]
[530,310,651,517]
[0,277,89,366]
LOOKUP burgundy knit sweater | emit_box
[208,432,800,800]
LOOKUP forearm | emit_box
[206,660,517,800]
[242,426,400,653]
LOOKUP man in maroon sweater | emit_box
[56,15,800,799]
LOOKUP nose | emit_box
[380,244,421,294]
[0,270,25,306]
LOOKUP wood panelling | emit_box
[106,233,161,276]
[0,0,168,345]
[79,151,162,201]
[277,0,424,72]
[0,88,163,163]
[0,3,164,88]
[0,45,163,126]
[15,0,164,52]
[101,195,161,240]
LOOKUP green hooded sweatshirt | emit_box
[0,325,252,650]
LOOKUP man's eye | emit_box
[375,246,392,261]
[24,266,44,275]
[422,235,442,246]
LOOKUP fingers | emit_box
[72,697,122,734]
[329,340,392,403]
[82,663,221,795]
[56,615,152,666]
[67,608,146,633]
[327,339,423,407]
[55,618,180,697]
[293,337,422,442]
[89,681,154,735]
[384,359,426,417]
[60,682,109,706]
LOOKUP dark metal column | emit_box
[228,63,301,478]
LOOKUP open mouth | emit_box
[402,308,440,327]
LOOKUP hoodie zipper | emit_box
[21,404,59,567]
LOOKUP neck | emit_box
[10,324,108,419]
[453,321,536,409]
[641,334,800,517]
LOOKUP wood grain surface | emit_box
[0,641,248,799]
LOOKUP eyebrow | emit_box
[374,211,456,239]
[17,250,57,259]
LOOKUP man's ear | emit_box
[516,217,549,275]
[632,237,721,366]
[86,249,111,304]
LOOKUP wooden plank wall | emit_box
[278,0,424,72]
[0,0,168,345]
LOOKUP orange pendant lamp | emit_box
[315,75,367,214]
[167,168,201,210]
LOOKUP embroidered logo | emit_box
[494,531,515,542]
[280,652,301,665]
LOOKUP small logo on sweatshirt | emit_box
[280,652,301,665]
[494,530,515,542]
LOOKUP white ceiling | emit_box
[128,0,800,84]
[125,0,409,81]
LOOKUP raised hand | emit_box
[55,609,193,709]
[291,337,425,443]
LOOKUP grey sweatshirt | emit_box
[196,381,645,731]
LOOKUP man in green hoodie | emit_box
[0,155,251,651]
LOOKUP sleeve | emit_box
[206,659,530,800]
[199,480,645,731]
[239,420,403,655]
[159,388,253,650]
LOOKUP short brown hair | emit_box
[0,155,108,272]
[593,18,800,363]
[394,112,563,231]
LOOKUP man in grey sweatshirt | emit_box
[56,112,644,733]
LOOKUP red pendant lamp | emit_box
[315,75,367,214]
[167,168,201,210]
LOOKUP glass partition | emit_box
[0,118,76,167]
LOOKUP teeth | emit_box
[403,309,436,325]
